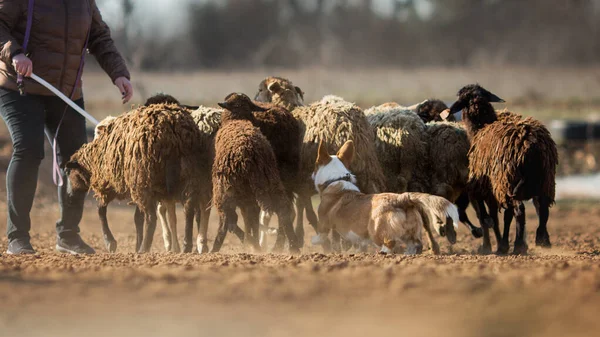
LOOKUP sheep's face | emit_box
[255,77,304,109]
[312,140,358,193]
[218,93,267,114]
[64,161,91,196]
[450,84,505,114]
[416,99,451,123]
[94,116,116,140]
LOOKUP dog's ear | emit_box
[336,140,355,168]
[316,139,331,167]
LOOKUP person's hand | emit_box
[12,53,32,77]
[114,76,133,104]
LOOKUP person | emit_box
[0,0,133,255]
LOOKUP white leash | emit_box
[30,73,99,126]
[29,73,100,187]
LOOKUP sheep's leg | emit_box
[487,200,502,249]
[513,202,528,255]
[183,206,195,253]
[212,207,238,253]
[140,205,157,253]
[134,206,144,252]
[533,197,552,248]
[497,205,513,255]
[304,195,319,232]
[473,199,492,254]
[166,201,180,253]
[241,204,261,252]
[211,216,228,253]
[331,230,342,253]
[278,204,299,254]
[98,204,117,253]
[196,195,211,254]
[456,192,482,238]
[422,213,440,255]
[259,210,272,248]
[295,198,305,246]
[157,202,172,252]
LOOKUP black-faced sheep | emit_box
[66,104,206,253]
[450,84,558,255]
[255,77,386,250]
[417,99,456,123]
[211,93,299,253]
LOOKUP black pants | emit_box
[0,87,87,241]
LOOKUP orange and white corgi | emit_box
[311,140,458,254]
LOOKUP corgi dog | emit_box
[311,140,459,254]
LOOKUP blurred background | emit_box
[3,0,600,200]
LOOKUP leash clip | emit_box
[17,80,26,96]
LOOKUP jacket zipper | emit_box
[58,0,69,93]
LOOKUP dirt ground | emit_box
[1,198,600,337]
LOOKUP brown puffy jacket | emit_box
[0,0,130,100]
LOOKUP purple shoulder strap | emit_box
[17,0,35,94]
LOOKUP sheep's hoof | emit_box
[535,234,552,248]
[513,243,529,255]
[183,244,193,253]
[105,240,117,253]
[471,227,483,238]
[430,245,441,255]
[478,245,492,255]
[496,244,510,255]
[198,244,209,254]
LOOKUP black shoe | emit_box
[56,234,95,255]
[6,238,36,255]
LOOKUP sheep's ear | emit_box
[267,81,282,94]
[217,102,228,110]
[316,139,331,166]
[295,86,304,101]
[95,124,107,135]
[336,140,355,168]
[488,92,505,103]
[439,109,451,121]
[449,100,465,114]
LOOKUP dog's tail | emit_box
[407,193,459,232]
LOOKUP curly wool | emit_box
[212,119,291,215]
[425,121,470,202]
[70,104,206,212]
[365,105,428,193]
[468,111,558,207]
[294,97,386,194]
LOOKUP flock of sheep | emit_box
[64,77,558,256]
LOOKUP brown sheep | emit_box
[255,77,386,250]
[211,93,299,253]
[143,92,302,253]
[66,104,206,253]
[450,84,558,255]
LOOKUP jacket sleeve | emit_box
[0,0,23,64]
[88,0,130,83]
